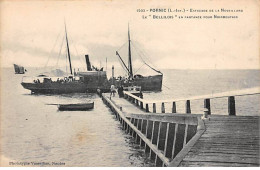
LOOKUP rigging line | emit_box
[133,63,145,75]
[72,43,86,70]
[55,33,65,67]
[132,41,157,68]
[44,26,63,69]
[130,42,147,63]
[130,42,152,69]
[65,48,68,74]
[131,42,161,74]
[132,41,152,63]
[162,84,171,90]
[68,35,86,70]
[53,31,65,68]
[117,41,128,51]
[144,62,162,74]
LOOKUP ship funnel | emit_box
[85,55,92,71]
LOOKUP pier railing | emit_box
[98,88,260,167]
[123,87,260,116]
[101,93,205,166]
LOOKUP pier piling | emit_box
[228,96,236,116]
[204,98,211,115]
[172,102,176,113]
[161,103,165,113]
[140,102,143,109]
[146,104,149,112]
[153,103,156,113]
[185,100,191,114]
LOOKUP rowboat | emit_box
[58,102,94,111]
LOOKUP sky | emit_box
[0,0,259,75]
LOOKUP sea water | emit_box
[1,68,259,166]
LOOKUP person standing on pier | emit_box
[118,85,124,98]
[110,84,116,97]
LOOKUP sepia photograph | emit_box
[0,0,259,167]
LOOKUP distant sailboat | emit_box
[14,64,26,74]
[115,25,163,91]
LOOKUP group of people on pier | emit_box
[110,84,124,98]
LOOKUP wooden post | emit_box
[146,104,149,112]
[140,119,144,146]
[126,123,129,133]
[171,124,178,159]
[145,120,150,153]
[186,100,191,114]
[135,119,139,142]
[153,103,156,113]
[155,122,161,165]
[228,96,236,116]
[156,122,162,147]
[164,123,170,156]
[132,119,137,137]
[204,98,211,115]
[130,118,134,135]
[172,102,176,113]
[183,124,188,147]
[140,102,143,109]
[161,102,165,113]
[149,121,155,158]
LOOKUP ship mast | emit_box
[128,24,133,78]
[64,22,73,75]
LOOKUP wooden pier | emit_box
[97,88,260,167]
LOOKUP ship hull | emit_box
[21,71,111,94]
[116,74,163,91]
[21,82,110,94]
[133,74,163,91]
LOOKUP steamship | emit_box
[21,25,110,94]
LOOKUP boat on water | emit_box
[114,25,163,91]
[21,24,110,94]
[58,102,94,111]
[14,64,26,74]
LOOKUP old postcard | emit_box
[0,0,259,167]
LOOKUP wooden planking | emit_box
[105,93,148,114]
[102,94,170,166]
[178,115,260,167]
[179,161,259,167]
[169,118,205,167]
[182,154,259,165]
